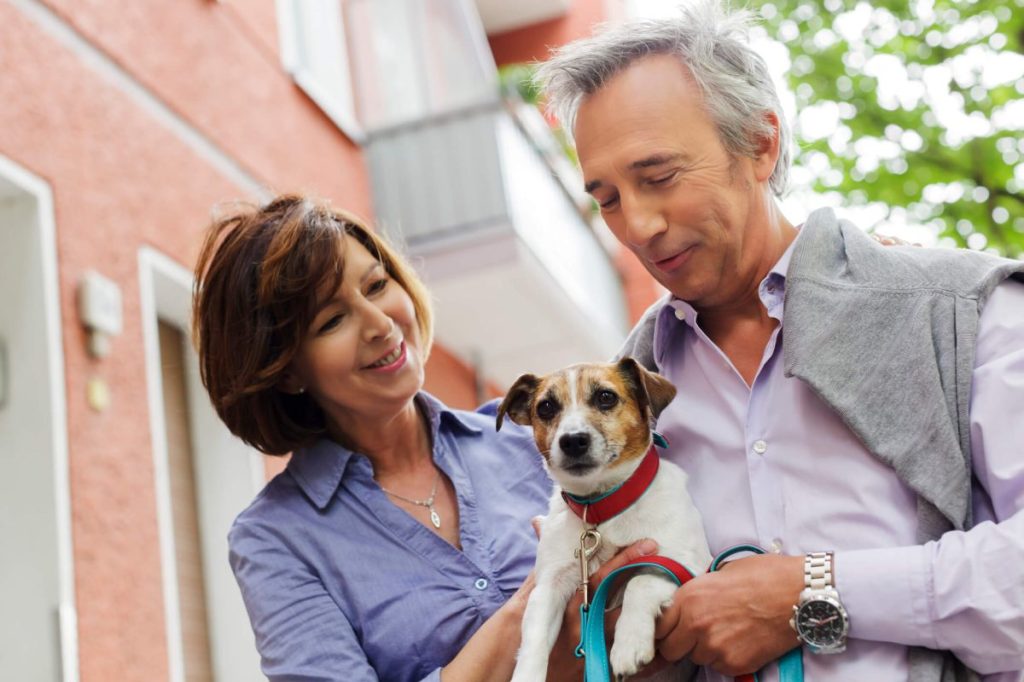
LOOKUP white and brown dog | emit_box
[497,358,711,681]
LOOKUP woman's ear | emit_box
[278,370,306,395]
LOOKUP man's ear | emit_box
[616,357,676,421]
[496,374,540,430]
[753,111,781,185]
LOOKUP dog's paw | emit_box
[609,619,656,679]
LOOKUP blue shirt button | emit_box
[474,578,488,590]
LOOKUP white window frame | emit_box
[276,0,365,142]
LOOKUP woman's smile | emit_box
[364,341,407,371]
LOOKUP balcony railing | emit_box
[364,101,628,385]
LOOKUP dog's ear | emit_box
[616,357,676,421]
[496,374,541,430]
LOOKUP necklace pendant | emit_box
[430,508,442,529]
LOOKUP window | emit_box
[276,0,364,141]
[344,0,497,131]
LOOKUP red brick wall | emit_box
[0,1,483,678]
[1,0,636,677]
[489,0,617,66]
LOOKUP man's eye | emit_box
[536,399,559,420]
[595,390,618,410]
[649,173,676,186]
[598,195,619,210]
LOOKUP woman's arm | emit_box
[440,572,535,681]
[230,521,383,681]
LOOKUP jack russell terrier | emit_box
[497,358,712,680]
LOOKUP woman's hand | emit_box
[440,572,536,682]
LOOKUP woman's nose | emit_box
[361,302,395,343]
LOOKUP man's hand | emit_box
[654,554,804,676]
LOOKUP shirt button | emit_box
[770,538,783,554]
[674,308,686,320]
[752,440,768,455]
[474,578,488,590]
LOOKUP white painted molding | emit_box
[138,248,187,682]
[138,246,265,681]
[0,153,78,682]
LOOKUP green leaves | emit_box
[754,0,1024,256]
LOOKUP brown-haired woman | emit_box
[193,195,618,681]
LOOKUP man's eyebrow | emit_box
[584,153,687,194]
[628,153,686,170]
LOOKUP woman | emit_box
[192,195,628,681]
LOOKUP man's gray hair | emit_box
[534,1,791,196]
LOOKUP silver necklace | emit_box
[380,469,442,529]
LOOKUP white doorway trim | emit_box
[0,153,78,682]
[138,246,265,682]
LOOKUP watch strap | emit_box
[804,551,834,591]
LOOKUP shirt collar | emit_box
[652,228,802,361]
[286,391,482,510]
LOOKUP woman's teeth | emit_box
[368,345,402,368]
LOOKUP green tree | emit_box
[751,0,1024,256]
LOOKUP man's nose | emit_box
[622,197,667,249]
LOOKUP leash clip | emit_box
[575,528,602,606]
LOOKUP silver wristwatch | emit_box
[789,551,849,654]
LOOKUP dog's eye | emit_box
[536,399,558,421]
[596,390,618,410]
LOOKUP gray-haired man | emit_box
[536,1,1024,680]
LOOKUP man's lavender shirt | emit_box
[228,393,551,681]
[652,235,1024,681]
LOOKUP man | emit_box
[535,2,1024,680]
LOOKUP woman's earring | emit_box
[298,387,306,394]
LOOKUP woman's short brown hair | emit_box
[192,194,433,455]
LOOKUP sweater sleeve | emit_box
[837,279,1024,675]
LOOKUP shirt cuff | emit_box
[836,545,937,648]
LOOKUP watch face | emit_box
[795,598,847,647]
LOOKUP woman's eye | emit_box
[596,390,618,410]
[318,314,344,334]
[367,278,388,295]
[598,195,619,210]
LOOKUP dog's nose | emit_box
[559,432,591,458]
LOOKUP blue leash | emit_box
[575,544,804,682]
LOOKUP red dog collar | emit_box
[561,446,660,524]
